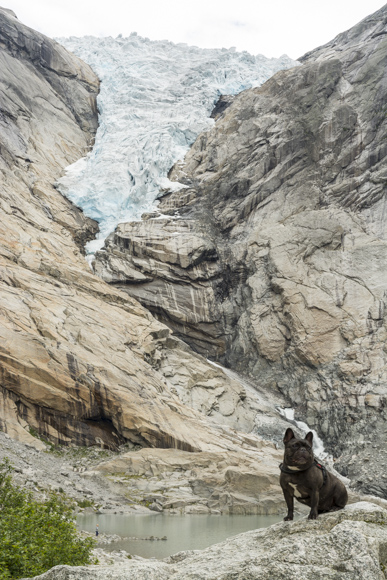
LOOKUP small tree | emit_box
[0,459,95,579]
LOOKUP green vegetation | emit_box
[28,427,57,453]
[0,459,95,579]
[76,498,95,509]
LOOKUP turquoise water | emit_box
[77,513,284,559]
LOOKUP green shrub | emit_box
[0,459,95,579]
[77,498,94,509]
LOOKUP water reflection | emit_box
[77,513,284,559]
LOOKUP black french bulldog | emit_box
[280,428,348,520]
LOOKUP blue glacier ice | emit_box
[57,34,298,254]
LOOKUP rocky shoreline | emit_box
[21,503,387,580]
[0,427,289,517]
[2,427,386,523]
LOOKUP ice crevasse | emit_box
[57,33,298,255]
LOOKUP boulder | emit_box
[93,446,289,515]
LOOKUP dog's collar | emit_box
[279,459,328,486]
[279,462,313,474]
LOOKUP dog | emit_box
[280,427,348,520]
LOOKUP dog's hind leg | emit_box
[332,485,348,511]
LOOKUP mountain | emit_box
[0,6,258,446]
[3,0,387,501]
[94,5,387,496]
[56,33,296,253]
[0,6,292,514]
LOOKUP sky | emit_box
[3,0,386,59]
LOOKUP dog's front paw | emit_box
[284,515,293,521]
[308,512,318,520]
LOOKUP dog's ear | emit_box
[283,428,295,443]
[305,431,313,445]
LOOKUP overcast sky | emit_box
[3,0,386,59]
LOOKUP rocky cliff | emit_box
[0,3,290,506]
[95,5,387,496]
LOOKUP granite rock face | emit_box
[91,444,286,515]
[0,7,99,249]
[23,503,387,580]
[94,6,387,495]
[0,5,287,473]
[95,218,225,357]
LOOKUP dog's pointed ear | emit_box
[283,428,295,443]
[305,431,313,445]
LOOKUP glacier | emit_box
[57,33,297,255]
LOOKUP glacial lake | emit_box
[77,513,285,559]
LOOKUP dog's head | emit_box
[283,428,314,469]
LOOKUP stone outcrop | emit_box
[0,7,99,250]
[94,218,225,357]
[94,6,387,496]
[23,503,387,579]
[210,94,235,120]
[90,443,286,515]
[0,5,289,473]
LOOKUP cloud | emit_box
[231,21,248,28]
[4,0,386,59]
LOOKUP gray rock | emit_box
[149,502,163,512]
[0,6,99,250]
[0,6,286,464]
[95,5,387,495]
[94,446,288,515]
[210,94,235,120]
